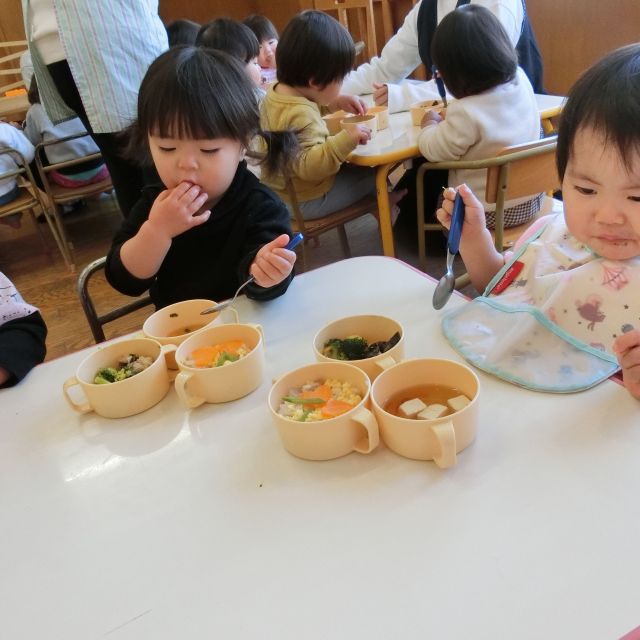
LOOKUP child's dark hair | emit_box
[166,19,201,47]
[431,4,517,99]
[196,18,259,64]
[243,14,278,43]
[276,10,354,88]
[27,76,40,105]
[556,44,640,181]
[128,46,297,174]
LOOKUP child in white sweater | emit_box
[417,4,542,229]
[0,122,35,228]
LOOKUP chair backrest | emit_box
[485,136,560,204]
[313,0,378,60]
[77,256,153,343]
[0,40,28,94]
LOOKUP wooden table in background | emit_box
[349,93,566,257]
[0,92,29,121]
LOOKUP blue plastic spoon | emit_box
[432,193,463,310]
[432,66,448,108]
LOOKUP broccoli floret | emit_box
[94,367,118,384]
[338,336,368,360]
[322,338,347,360]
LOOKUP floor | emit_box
[0,192,472,361]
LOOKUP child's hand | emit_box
[147,181,211,240]
[421,110,443,127]
[436,184,487,238]
[346,124,372,146]
[329,95,366,115]
[250,233,297,288]
[373,82,388,106]
[613,329,640,400]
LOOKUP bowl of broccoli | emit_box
[313,315,404,381]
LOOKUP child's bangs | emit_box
[145,84,241,142]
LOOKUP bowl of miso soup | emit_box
[371,358,479,469]
[143,299,238,369]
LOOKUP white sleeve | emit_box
[475,0,522,46]
[386,79,442,113]
[23,106,42,147]
[341,2,422,96]
[417,106,479,161]
[1,125,35,164]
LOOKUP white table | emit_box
[2,257,639,639]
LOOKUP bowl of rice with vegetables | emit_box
[268,361,380,460]
[63,338,172,418]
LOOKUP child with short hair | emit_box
[416,4,542,230]
[166,19,201,47]
[243,14,278,86]
[437,44,640,398]
[105,46,299,309]
[196,18,263,90]
[260,11,403,221]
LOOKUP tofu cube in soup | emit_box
[447,394,470,412]
[417,404,448,420]
[398,398,427,418]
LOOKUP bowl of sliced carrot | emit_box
[268,361,380,460]
[174,323,264,408]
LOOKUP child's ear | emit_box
[308,79,323,91]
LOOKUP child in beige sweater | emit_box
[260,10,404,220]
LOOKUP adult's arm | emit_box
[341,2,422,97]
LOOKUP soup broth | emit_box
[384,384,468,419]
[166,323,208,337]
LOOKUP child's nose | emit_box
[595,201,626,225]
[177,154,198,170]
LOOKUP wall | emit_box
[2,1,639,97]
[527,0,640,95]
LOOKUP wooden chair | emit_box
[285,176,378,271]
[416,136,560,281]
[77,256,153,343]
[0,40,28,95]
[313,0,378,61]
[0,145,69,262]
[35,132,113,270]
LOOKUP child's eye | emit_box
[201,149,219,155]
[574,185,596,195]
[628,195,640,203]
[158,146,175,152]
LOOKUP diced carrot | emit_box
[191,346,218,368]
[321,399,354,418]
[300,384,332,402]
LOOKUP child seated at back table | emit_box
[0,121,35,229]
[196,18,264,93]
[415,4,542,231]
[436,44,640,399]
[260,10,405,221]
[105,46,298,309]
[243,14,279,88]
[24,77,109,191]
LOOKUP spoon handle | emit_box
[448,193,464,255]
